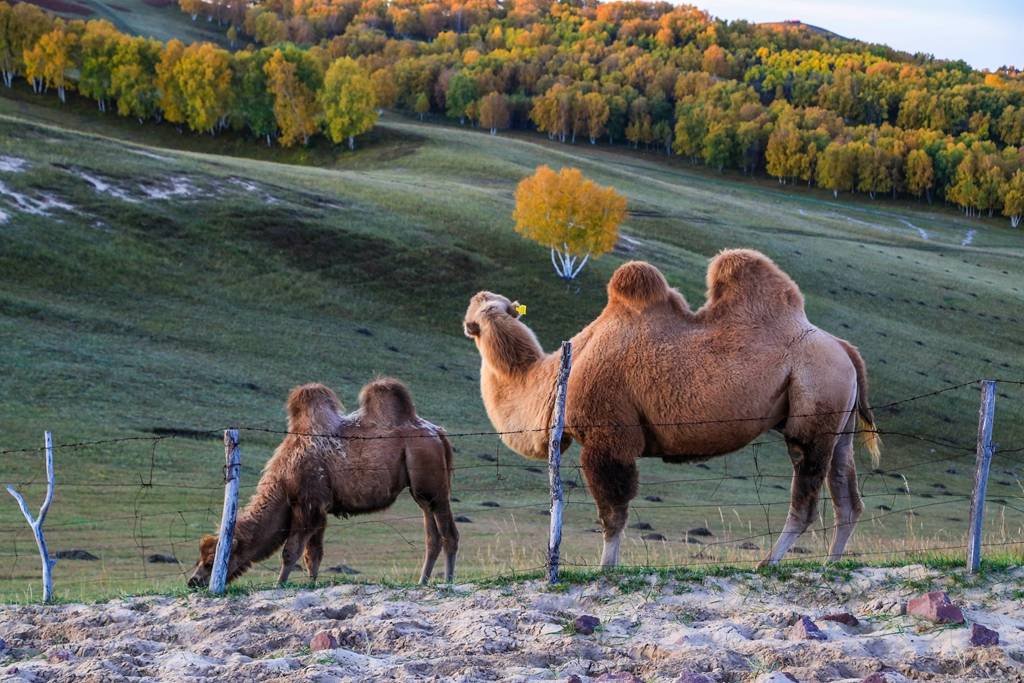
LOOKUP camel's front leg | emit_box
[581,442,639,569]
[278,531,306,585]
[279,509,324,585]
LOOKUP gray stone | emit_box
[675,674,715,683]
[55,549,98,561]
[146,554,179,564]
[323,605,357,620]
[596,674,643,683]
[574,614,600,635]
[789,616,826,641]
[970,623,999,646]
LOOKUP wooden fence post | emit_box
[209,429,241,594]
[6,431,57,602]
[548,341,572,584]
[967,380,997,574]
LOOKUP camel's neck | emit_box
[476,315,561,460]
[477,313,545,375]
[228,476,291,579]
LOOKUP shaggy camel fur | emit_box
[188,379,458,587]
[464,249,880,568]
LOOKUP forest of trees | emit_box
[3,0,1024,224]
[0,3,378,148]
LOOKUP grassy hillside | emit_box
[1,92,1022,602]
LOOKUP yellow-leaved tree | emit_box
[513,165,626,281]
[319,57,377,150]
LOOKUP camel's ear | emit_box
[508,301,522,318]
[199,534,218,558]
[464,321,481,337]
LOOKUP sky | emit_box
[693,0,1022,71]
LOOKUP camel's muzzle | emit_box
[186,569,209,589]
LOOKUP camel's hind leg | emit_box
[826,412,863,561]
[760,436,831,567]
[580,436,640,569]
[303,522,326,582]
[414,498,443,585]
[433,504,459,583]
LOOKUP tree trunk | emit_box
[348,135,355,150]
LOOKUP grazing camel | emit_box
[464,249,880,568]
[188,379,458,588]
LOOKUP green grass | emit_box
[0,87,1023,602]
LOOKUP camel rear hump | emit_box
[703,249,805,319]
[359,377,418,425]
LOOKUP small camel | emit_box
[464,249,880,568]
[188,379,458,588]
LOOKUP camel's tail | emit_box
[438,429,454,478]
[838,338,882,468]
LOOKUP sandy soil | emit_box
[1,565,1022,682]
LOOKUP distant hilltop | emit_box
[759,20,848,41]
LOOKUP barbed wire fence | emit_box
[1,363,1023,603]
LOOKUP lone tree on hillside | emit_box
[513,165,626,281]
[320,57,377,150]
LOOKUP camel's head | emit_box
[463,291,523,338]
[186,534,219,589]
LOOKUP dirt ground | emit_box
[1,565,1023,682]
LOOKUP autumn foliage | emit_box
[513,166,626,280]
[4,0,1024,224]
[0,3,378,149]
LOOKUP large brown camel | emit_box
[464,248,880,568]
[188,379,458,588]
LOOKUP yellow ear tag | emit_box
[515,303,527,317]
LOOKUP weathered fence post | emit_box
[209,429,241,594]
[967,380,997,574]
[548,341,572,584]
[6,431,57,602]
